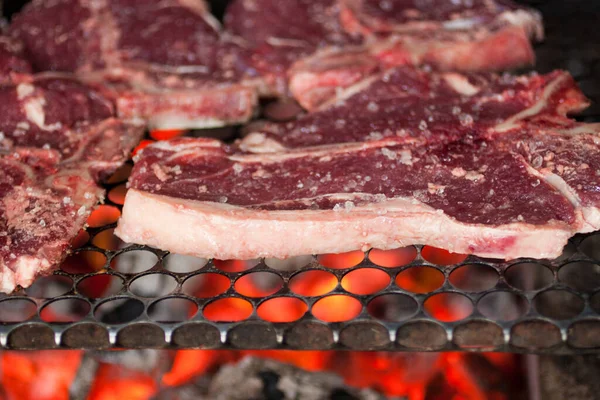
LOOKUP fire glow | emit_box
[0,130,525,400]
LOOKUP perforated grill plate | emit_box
[1,0,599,351]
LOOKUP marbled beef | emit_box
[0,36,32,85]
[240,67,588,152]
[115,67,600,260]
[0,148,102,293]
[225,0,543,109]
[10,0,259,130]
[0,75,144,292]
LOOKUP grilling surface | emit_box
[0,0,599,351]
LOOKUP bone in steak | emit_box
[225,0,543,110]
[0,148,102,293]
[10,0,259,130]
[240,67,588,152]
[116,67,600,260]
[0,74,144,292]
[116,132,595,261]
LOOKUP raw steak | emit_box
[10,0,259,129]
[115,132,597,260]
[240,67,588,152]
[0,36,32,85]
[0,74,145,181]
[225,0,543,109]
[0,75,143,292]
[0,147,102,292]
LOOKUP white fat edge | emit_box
[316,74,381,111]
[442,73,480,96]
[494,73,569,133]
[14,256,51,287]
[148,114,228,130]
[237,132,288,154]
[442,17,479,31]
[548,123,600,136]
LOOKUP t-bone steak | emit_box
[225,0,543,109]
[10,0,259,130]
[115,131,598,261]
[116,67,600,260]
[0,74,144,292]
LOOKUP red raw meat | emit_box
[10,0,260,129]
[0,74,144,291]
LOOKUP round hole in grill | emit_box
[505,262,553,291]
[421,247,467,265]
[580,234,600,261]
[107,163,132,184]
[590,291,600,314]
[71,229,90,248]
[163,253,208,273]
[26,275,73,298]
[107,184,127,205]
[318,251,364,269]
[86,205,121,228]
[369,247,417,267]
[265,255,314,270]
[213,259,259,272]
[289,270,338,297]
[234,272,283,297]
[40,298,90,322]
[558,261,600,292]
[342,268,390,295]
[112,250,159,273]
[130,273,177,297]
[61,250,107,274]
[534,290,584,320]
[367,294,418,322]
[148,297,198,322]
[94,298,145,324]
[77,274,124,298]
[424,293,473,322]
[91,228,122,250]
[449,264,498,292]
[0,298,37,323]
[257,297,308,322]
[477,291,528,321]
[182,273,230,298]
[203,298,253,322]
[312,295,362,322]
[396,266,444,294]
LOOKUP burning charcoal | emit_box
[205,357,385,400]
[69,353,100,400]
[92,350,174,375]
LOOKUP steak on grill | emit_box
[0,147,102,293]
[116,67,599,260]
[10,0,259,130]
[0,74,144,292]
[225,0,543,109]
[115,133,594,260]
[240,67,587,152]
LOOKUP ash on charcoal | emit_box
[153,357,385,400]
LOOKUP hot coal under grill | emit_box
[1,0,599,352]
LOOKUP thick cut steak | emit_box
[116,133,597,260]
[225,0,543,109]
[0,75,143,291]
[240,68,588,152]
[10,0,259,129]
[0,148,102,292]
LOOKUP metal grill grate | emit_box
[1,0,599,351]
